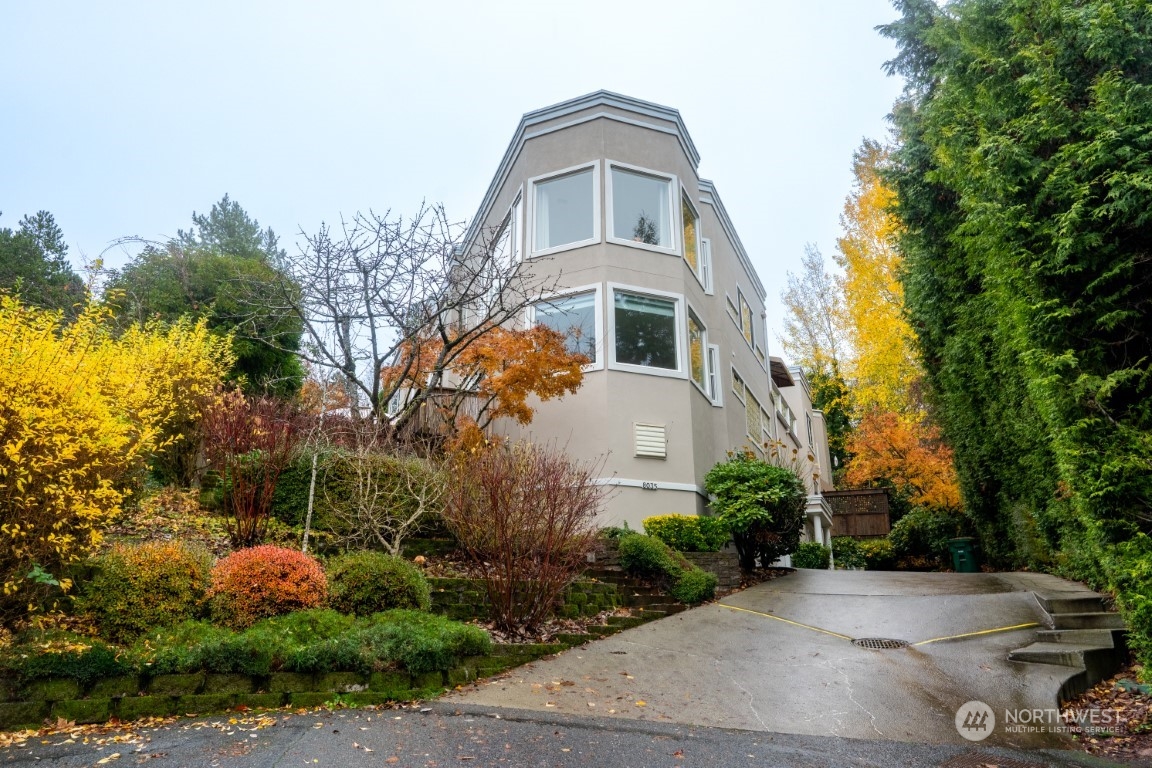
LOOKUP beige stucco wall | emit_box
[474,96,829,530]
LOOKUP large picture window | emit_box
[533,290,599,365]
[613,290,678,371]
[533,167,595,253]
[608,165,674,251]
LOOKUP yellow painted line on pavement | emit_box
[912,622,1040,647]
[720,603,853,641]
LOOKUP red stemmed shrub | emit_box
[207,545,327,629]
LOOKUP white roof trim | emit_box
[697,180,766,301]
[463,91,700,248]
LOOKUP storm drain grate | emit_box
[939,752,1045,768]
[852,637,910,650]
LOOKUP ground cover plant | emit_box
[0,608,490,685]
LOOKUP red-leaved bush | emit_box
[207,545,327,629]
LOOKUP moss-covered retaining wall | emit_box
[428,578,618,621]
[0,643,565,731]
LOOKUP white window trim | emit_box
[707,344,723,407]
[528,282,604,372]
[606,282,687,379]
[699,237,714,295]
[605,160,678,256]
[680,192,708,291]
[687,306,710,400]
[528,161,601,258]
[510,191,524,264]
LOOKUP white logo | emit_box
[955,700,995,741]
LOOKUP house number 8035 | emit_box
[641,482,658,490]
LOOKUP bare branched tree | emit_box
[254,203,558,432]
[321,421,447,556]
[778,244,847,376]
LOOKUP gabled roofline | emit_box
[463,91,700,247]
[697,180,767,301]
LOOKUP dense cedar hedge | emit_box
[883,0,1152,667]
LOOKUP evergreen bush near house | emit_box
[793,542,831,570]
[618,533,679,577]
[858,539,896,571]
[618,534,716,605]
[81,541,212,644]
[327,551,431,615]
[642,514,730,552]
[831,537,865,570]
[207,546,327,629]
[703,451,807,570]
[669,569,718,604]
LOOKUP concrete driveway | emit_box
[446,570,1081,750]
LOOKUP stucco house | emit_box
[460,91,834,548]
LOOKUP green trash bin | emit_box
[947,537,979,573]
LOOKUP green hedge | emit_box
[831,537,865,570]
[618,534,717,605]
[327,551,431,615]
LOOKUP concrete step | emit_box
[621,593,666,608]
[1009,642,1103,668]
[1035,594,1106,615]
[1051,612,1127,630]
[1035,628,1124,648]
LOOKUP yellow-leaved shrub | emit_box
[0,296,232,627]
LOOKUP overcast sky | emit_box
[0,0,904,346]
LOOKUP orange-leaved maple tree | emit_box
[843,410,961,511]
[383,324,587,449]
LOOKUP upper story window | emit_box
[607,164,675,253]
[739,291,755,347]
[688,310,706,391]
[532,287,601,368]
[532,163,599,255]
[609,285,683,375]
[682,196,699,272]
[732,367,746,403]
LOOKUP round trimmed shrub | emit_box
[831,537,866,570]
[792,541,832,569]
[670,568,718,604]
[327,551,431,615]
[207,545,327,629]
[618,533,679,577]
[82,541,212,644]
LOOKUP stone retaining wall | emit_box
[683,552,742,590]
[0,643,565,731]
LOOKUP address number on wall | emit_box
[641,482,658,490]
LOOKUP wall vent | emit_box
[634,423,667,458]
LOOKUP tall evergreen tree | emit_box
[0,211,84,312]
[881,0,1152,576]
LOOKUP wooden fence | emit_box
[824,489,891,538]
